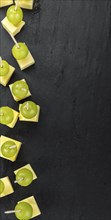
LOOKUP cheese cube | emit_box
[0,177,14,198]
[0,0,13,8]
[9,79,31,102]
[18,196,41,218]
[16,51,35,70]
[19,104,40,122]
[0,135,22,162]
[0,64,15,86]
[1,17,25,36]
[14,164,37,181]
[15,0,34,10]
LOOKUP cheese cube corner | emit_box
[0,0,13,8]
[0,176,14,197]
[16,51,35,70]
[1,17,25,36]
[15,0,34,10]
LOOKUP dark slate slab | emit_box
[0,0,111,219]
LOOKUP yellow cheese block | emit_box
[15,0,34,10]
[0,65,15,86]
[0,135,22,162]
[9,79,31,102]
[14,164,37,181]
[1,17,25,36]
[0,0,13,8]
[16,51,35,70]
[18,196,41,218]
[0,107,19,128]
[19,104,40,122]
[0,177,14,198]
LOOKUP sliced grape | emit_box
[1,141,17,158]
[15,202,33,220]
[0,60,9,76]
[0,107,14,125]
[20,101,37,119]
[12,80,29,99]
[16,168,33,187]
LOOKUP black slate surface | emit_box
[0,0,111,220]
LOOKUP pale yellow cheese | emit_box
[0,65,15,87]
[0,107,19,128]
[1,17,25,36]
[19,104,40,122]
[14,164,37,181]
[16,51,35,70]
[0,135,22,162]
[15,0,34,10]
[0,0,13,8]
[18,196,41,218]
[0,177,14,198]
[9,79,31,102]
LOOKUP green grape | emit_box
[12,43,29,60]
[15,202,33,220]
[16,168,33,187]
[6,5,23,26]
[20,101,37,119]
[0,60,9,76]
[0,180,5,194]
[0,107,14,125]
[1,141,17,158]
[12,80,29,99]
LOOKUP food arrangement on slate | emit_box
[0,0,41,219]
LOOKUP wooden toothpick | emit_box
[14,178,24,183]
[0,56,3,68]
[15,0,19,11]
[10,34,20,49]
[9,145,17,149]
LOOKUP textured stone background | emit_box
[0,0,111,220]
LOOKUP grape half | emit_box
[16,168,33,187]
[12,80,29,99]
[0,107,14,125]
[15,202,33,220]
[1,141,17,158]
[0,60,9,76]
[20,101,37,119]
